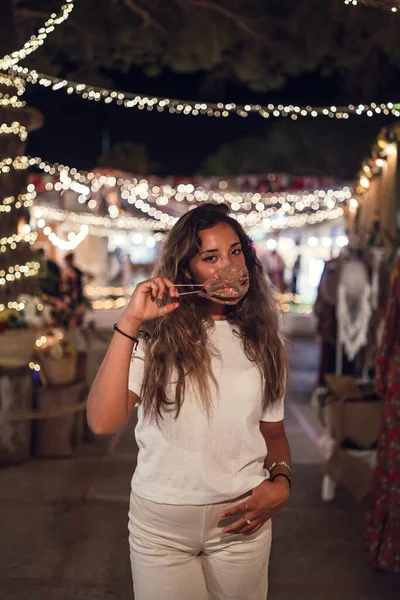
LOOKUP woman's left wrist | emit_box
[269,472,291,493]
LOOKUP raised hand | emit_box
[123,277,180,325]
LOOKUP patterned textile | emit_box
[198,264,249,305]
[365,256,400,573]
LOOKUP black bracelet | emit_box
[113,324,139,350]
[270,472,292,490]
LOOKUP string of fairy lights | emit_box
[27,153,351,245]
[30,197,345,249]
[0,122,27,142]
[32,205,172,233]
[8,65,400,121]
[0,1,75,71]
[0,0,75,307]
[0,231,37,253]
[36,221,89,251]
[0,155,30,173]
[28,155,352,211]
[0,0,55,300]
[354,139,396,194]
[0,73,25,94]
[0,73,26,108]
[0,2,74,286]
[344,0,399,12]
[0,261,41,288]
[0,0,397,122]
[0,190,36,213]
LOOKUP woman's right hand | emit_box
[123,277,180,324]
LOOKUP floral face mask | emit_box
[177,264,249,305]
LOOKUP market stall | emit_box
[312,123,400,502]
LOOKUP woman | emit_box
[87,203,291,600]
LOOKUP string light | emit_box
[0,232,37,253]
[0,301,32,313]
[0,155,29,173]
[0,190,36,212]
[0,122,27,141]
[29,156,351,218]
[31,202,344,235]
[33,176,347,227]
[0,1,75,71]
[0,73,25,94]
[27,157,349,239]
[349,126,400,202]
[0,96,26,109]
[117,179,351,212]
[0,74,26,107]
[10,66,400,120]
[0,261,40,287]
[32,206,172,232]
[0,3,72,311]
[82,226,164,240]
[85,285,135,297]
[29,158,350,234]
[29,362,41,372]
[344,1,399,12]
[0,73,25,106]
[353,125,399,210]
[244,207,344,232]
[35,220,89,250]
[91,298,128,310]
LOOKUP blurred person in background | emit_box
[37,247,62,300]
[291,254,301,295]
[62,252,84,304]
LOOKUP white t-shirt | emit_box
[128,320,285,505]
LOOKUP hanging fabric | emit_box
[336,259,372,373]
[365,255,400,573]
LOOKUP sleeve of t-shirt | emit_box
[260,395,285,422]
[128,340,146,397]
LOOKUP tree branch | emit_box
[176,0,265,42]
[119,0,166,33]
[14,8,53,19]
[14,7,82,30]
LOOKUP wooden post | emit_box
[0,366,33,464]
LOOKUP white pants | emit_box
[128,491,272,600]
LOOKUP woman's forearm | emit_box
[262,433,292,476]
[86,314,141,435]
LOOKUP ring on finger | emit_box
[243,517,252,526]
[244,503,249,510]
[159,306,165,317]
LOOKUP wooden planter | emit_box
[40,354,77,386]
[0,329,37,368]
[0,366,33,464]
[33,381,88,458]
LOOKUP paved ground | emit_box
[0,336,398,599]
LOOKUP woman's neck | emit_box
[207,302,228,321]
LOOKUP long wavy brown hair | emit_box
[140,203,287,421]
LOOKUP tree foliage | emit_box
[200,118,380,179]
[9,0,400,94]
[97,140,149,174]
